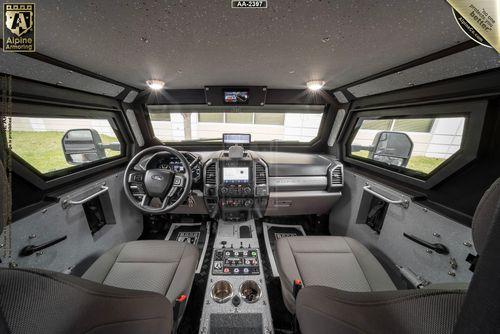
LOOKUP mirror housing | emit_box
[369,131,413,167]
[62,129,106,165]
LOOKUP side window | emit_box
[349,116,465,176]
[11,116,123,175]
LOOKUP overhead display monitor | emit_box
[204,86,267,106]
[224,90,249,104]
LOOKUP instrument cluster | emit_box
[135,151,201,182]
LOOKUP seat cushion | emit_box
[276,236,395,313]
[296,286,466,334]
[83,240,199,303]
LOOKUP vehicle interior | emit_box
[1,1,500,334]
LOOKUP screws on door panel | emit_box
[432,232,441,238]
[449,258,458,270]
[463,241,472,247]
[448,271,456,277]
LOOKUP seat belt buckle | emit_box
[293,279,302,298]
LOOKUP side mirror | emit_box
[62,129,106,165]
[369,131,413,167]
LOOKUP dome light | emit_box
[306,80,325,91]
[146,79,165,90]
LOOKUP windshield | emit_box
[147,105,324,143]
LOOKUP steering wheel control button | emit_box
[173,175,183,186]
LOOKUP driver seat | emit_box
[82,240,199,303]
[0,239,198,334]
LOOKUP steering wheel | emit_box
[123,146,193,214]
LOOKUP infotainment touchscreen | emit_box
[223,167,249,183]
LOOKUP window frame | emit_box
[8,102,132,189]
[341,100,487,189]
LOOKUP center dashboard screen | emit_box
[223,167,249,184]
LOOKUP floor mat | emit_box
[262,222,306,277]
[166,221,211,274]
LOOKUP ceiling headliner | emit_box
[27,1,486,90]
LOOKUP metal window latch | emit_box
[397,265,431,288]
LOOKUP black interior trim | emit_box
[0,42,140,93]
[331,40,479,96]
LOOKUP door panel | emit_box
[1,171,142,275]
[330,169,475,285]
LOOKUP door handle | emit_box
[19,235,67,257]
[403,233,449,255]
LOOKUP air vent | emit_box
[330,165,343,186]
[256,163,267,184]
[205,163,216,185]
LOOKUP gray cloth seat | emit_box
[0,240,198,334]
[0,268,173,334]
[296,286,466,334]
[294,177,500,334]
[83,240,199,303]
[276,235,395,313]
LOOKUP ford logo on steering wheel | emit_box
[151,175,164,181]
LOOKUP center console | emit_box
[199,219,273,334]
[203,147,269,222]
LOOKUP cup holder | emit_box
[211,280,233,303]
[239,280,262,303]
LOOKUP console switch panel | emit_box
[212,248,260,275]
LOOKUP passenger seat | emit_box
[277,177,499,334]
[275,235,395,313]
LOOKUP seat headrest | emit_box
[472,177,500,255]
[0,160,10,232]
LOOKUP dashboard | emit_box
[132,149,343,219]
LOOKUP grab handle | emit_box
[62,185,108,209]
[363,185,409,209]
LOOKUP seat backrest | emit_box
[0,268,173,334]
[471,177,500,255]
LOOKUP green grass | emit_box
[352,150,446,174]
[11,131,120,174]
